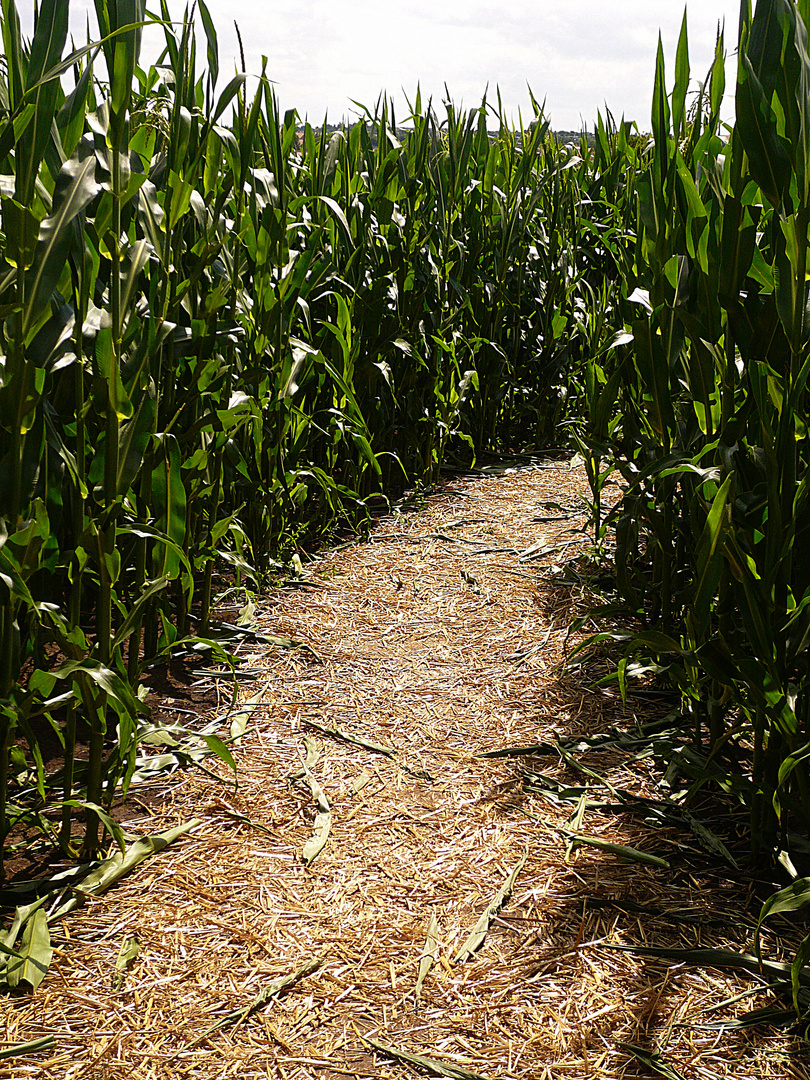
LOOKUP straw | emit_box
[2,460,807,1079]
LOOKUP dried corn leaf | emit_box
[298,750,331,865]
[414,912,438,1004]
[303,806,331,865]
[189,956,321,1047]
[564,794,587,863]
[289,736,321,780]
[364,1034,493,1080]
[518,537,557,561]
[49,820,199,921]
[351,769,373,794]
[303,718,395,757]
[454,847,528,963]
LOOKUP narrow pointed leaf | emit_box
[415,912,438,1004]
[5,909,52,991]
[454,847,528,962]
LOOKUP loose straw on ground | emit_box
[2,461,807,1080]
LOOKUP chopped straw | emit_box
[1,460,808,1079]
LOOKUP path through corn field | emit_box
[4,459,807,1080]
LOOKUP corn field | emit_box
[0,0,623,873]
[581,0,810,863]
[6,0,810,1028]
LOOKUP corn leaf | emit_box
[415,912,438,1004]
[364,1035,493,1080]
[454,847,528,963]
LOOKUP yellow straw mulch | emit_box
[3,459,809,1079]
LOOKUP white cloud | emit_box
[16,0,739,129]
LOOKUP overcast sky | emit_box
[22,1,740,129]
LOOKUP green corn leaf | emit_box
[49,821,199,921]
[167,169,194,229]
[364,1035,493,1080]
[113,388,156,497]
[560,830,670,868]
[0,1036,56,1060]
[691,474,733,642]
[201,733,238,781]
[24,153,100,341]
[211,73,247,125]
[617,1042,686,1080]
[1,199,40,269]
[757,878,810,954]
[606,942,808,985]
[790,933,810,1014]
[96,322,134,420]
[197,0,219,92]
[632,316,675,442]
[736,52,791,207]
[14,0,68,205]
[60,800,127,855]
[151,435,187,576]
[5,909,52,992]
[111,576,170,651]
[94,1,145,128]
[671,9,690,139]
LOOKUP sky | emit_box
[20,0,741,130]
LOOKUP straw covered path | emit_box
[4,460,809,1079]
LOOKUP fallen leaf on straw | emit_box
[558,829,669,868]
[302,718,395,756]
[454,847,528,963]
[188,956,322,1047]
[5,909,52,992]
[0,1036,56,1060]
[297,745,331,865]
[112,935,140,992]
[617,1042,686,1080]
[49,820,200,921]
[415,911,438,1004]
[364,1034,493,1080]
[351,769,373,794]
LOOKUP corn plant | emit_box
[0,0,613,874]
[583,0,810,865]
